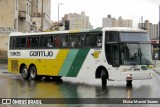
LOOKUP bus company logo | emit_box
[91,51,101,59]
[30,51,53,57]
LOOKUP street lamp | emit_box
[58,3,63,31]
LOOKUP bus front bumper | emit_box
[121,71,153,81]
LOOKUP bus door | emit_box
[106,44,120,67]
[111,44,120,67]
[105,44,121,80]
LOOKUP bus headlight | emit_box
[126,74,132,80]
[127,74,132,77]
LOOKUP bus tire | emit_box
[29,66,41,80]
[21,66,30,80]
[101,69,107,86]
[53,76,62,80]
[126,80,132,86]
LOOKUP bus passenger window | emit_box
[86,33,99,47]
[97,34,102,47]
[30,37,39,48]
[47,36,54,48]
[69,34,81,47]
[61,35,68,48]
[27,37,30,48]
[69,35,76,47]
[10,37,27,49]
[55,36,60,48]
[80,35,85,46]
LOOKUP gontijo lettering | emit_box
[30,51,53,57]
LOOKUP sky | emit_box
[51,0,160,28]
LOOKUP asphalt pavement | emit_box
[0,63,160,107]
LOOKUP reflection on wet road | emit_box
[0,68,160,107]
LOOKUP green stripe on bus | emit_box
[58,49,79,76]
[67,48,90,77]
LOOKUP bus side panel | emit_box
[52,49,69,76]
[58,49,79,76]
[66,48,90,77]
[35,49,69,76]
[8,58,19,74]
[73,49,101,82]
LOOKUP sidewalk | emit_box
[0,63,8,70]
[153,60,160,74]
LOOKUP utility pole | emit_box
[41,0,44,31]
[58,3,63,31]
[158,6,160,60]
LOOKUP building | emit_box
[138,20,158,39]
[0,0,18,50]
[31,0,52,31]
[0,0,52,32]
[18,0,31,32]
[0,0,18,33]
[102,15,113,27]
[138,20,159,59]
[61,12,93,30]
[0,0,52,50]
[150,24,158,39]
[102,15,132,27]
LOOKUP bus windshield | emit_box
[119,43,152,65]
[105,31,153,66]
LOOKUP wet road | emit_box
[0,64,160,107]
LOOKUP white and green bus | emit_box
[8,27,153,86]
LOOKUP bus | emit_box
[8,27,153,86]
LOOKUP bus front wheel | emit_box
[101,69,107,86]
[29,66,41,80]
[126,80,132,86]
[21,66,30,80]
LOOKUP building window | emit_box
[29,4,31,15]
[16,0,17,10]
[27,3,28,14]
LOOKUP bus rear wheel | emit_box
[52,76,62,80]
[21,66,30,80]
[101,69,107,86]
[29,66,41,80]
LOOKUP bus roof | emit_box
[103,27,147,32]
[9,27,146,37]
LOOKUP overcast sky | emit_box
[51,0,160,28]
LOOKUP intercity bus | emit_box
[8,27,153,86]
